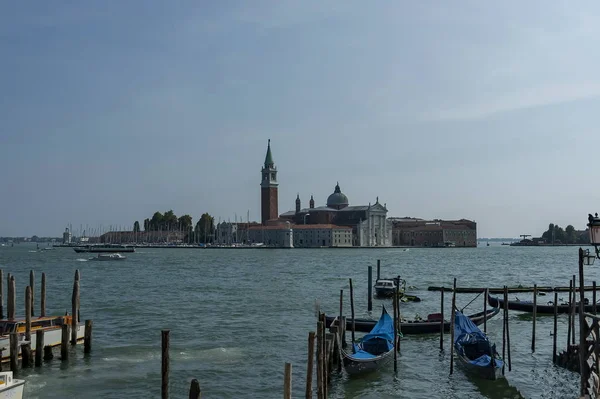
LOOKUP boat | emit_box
[454,310,503,380]
[0,315,84,362]
[326,307,500,335]
[487,294,595,314]
[74,244,135,253]
[373,279,397,298]
[341,306,395,375]
[90,253,127,261]
[0,371,24,398]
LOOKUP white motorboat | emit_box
[91,253,127,261]
[0,371,24,399]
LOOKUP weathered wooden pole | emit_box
[43,345,53,361]
[376,259,381,281]
[161,329,170,399]
[393,282,398,373]
[189,379,201,399]
[41,272,46,317]
[439,288,444,350]
[320,314,327,398]
[450,278,456,375]
[23,286,32,367]
[502,287,506,375]
[593,281,597,315]
[8,276,15,320]
[35,329,44,366]
[397,275,401,353]
[0,269,3,319]
[532,284,537,352]
[349,278,355,344]
[29,270,35,317]
[483,288,488,334]
[572,275,576,346]
[553,292,558,364]
[367,266,373,312]
[339,289,343,332]
[306,331,315,399]
[61,324,69,360]
[71,279,80,345]
[284,362,292,399]
[316,321,323,399]
[578,247,587,397]
[567,279,573,349]
[504,286,512,372]
[9,332,18,372]
[84,320,93,354]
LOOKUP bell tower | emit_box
[261,139,278,224]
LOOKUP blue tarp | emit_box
[350,306,394,359]
[454,310,504,369]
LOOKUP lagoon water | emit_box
[0,243,588,398]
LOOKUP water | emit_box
[0,244,588,398]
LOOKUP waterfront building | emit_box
[254,140,392,247]
[389,217,477,247]
[248,222,294,248]
[292,224,353,248]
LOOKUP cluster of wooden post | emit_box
[160,330,203,399]
[0,269,92,372]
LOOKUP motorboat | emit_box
[74,244,135,253]
[374,279,397,298]
[91,253,127,261]
[0,371,24,398]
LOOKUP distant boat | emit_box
[74,244,134,253]
[486,242,490,247]
[90,253,127,261]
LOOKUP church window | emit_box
[271,173,276,180]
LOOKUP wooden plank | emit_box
[306,331,315,399]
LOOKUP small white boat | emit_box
[91,253,127,261]
[0,371,24,399]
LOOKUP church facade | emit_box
[249,141,392,247]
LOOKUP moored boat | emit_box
[454,310,503,380]
[0,371,24,399]
[0,315,84,362]
[74,244,135,253]
[487,294,594,314]
[342,306,395,375]
[90,253,127,261]
[326,307,499,335]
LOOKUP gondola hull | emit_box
[325,308,500,335]
[342,347,394,375]
[455,353,503,380]
[487,295,594,314]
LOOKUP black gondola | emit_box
[325,307,500,335]
[487,294,594,314]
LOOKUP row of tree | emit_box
[541,223,588,245]
[133,210,215,243]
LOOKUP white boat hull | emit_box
[0,372,24,399]
[0,324,84,361]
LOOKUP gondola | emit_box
[326,307,499,335]
[487,294,595,314]
[341,306,395,375]
[454,310,504,380]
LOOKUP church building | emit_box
[249,140,391,247]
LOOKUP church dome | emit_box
[327,182,349,209]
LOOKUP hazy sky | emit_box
[2,1,600,238]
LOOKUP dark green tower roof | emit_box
[264,139,274,168]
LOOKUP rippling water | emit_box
[0,244,589,398]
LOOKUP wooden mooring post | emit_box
[439,287,444,350]
[503,286,512,372]
[552,292,558,364]
[35,330,44,366]
[593,281,597,315]
[578,247,587,397]
[306,331,315,399]
[23,286,32,367]
[349,278,355,344]
[8,276,15,320]
[41,272,46,317]
[84,319,93,354]
[284,362,292,399]
[572,275,576,346]
[61,324,69,360]
[71,275,80,345]
[567,279,573,349]
[189,379,201,399]
[161,329,170,399]
[450,278,456,375]
[0,269,3,319]
[29,270,35,317]
[532,284,537,352]
[483,288,488,334]
[9,332,18,372]
[316,320,323,399]
[393,282,398,373]
[376,259,380,281]
[367,266,373,312]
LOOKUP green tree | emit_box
[162,210,178,230]
[133,221,140,233]
[143,218,151,231]
[565,225,576,244]
[197,213,215,243]
[178,215,193,232]
[150,212,163,231]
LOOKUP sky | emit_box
[2,1,600,238]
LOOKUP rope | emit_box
[459,292,483,313]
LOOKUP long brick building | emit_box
[389,217,477,247]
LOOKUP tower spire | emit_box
[264,139,274,168]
